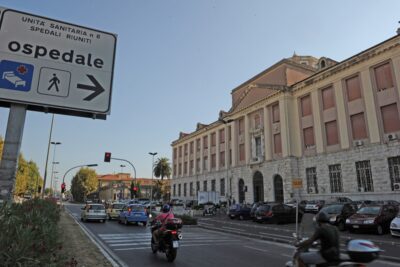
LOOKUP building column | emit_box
[207,133,211,171]
[334,80,350,149]
[245,114,251,164]
[311,90,324,153]
[231,121,237,167]
[200,136,204,174]
[263,106,272,161]
[360,70,380,143]
[216,129,220,171]
[280,96,291,157]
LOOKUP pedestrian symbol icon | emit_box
[0,60,34,92]
[38,68,71,97]
[48,73,60,92]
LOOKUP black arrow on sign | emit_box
[77,74,105,101]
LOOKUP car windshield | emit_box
[357,206,380,215]
[112,204,124,209]
[129,205,145,212]
[308,200,322,204]
[90,205,105,210]
[321,204,343,214]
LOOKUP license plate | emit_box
[257,216,262,220]
[172,240,179,248]
[135,214,141,217]
[353,225,359,229]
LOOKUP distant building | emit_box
[97,173,170,201]
[171,33,400,204]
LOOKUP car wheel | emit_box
[80,217,83,221]
[107,214,111,220]
[99,219,103,223]
[239,215,244,220]
[377,225,384,235]
[102,219,106,223]
[338,221,345,231]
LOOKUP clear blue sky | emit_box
[1,0,400,190]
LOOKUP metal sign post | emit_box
[0,104,27,201]
[292,178,303,239]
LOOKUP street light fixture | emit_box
[149,152,157,210]
[49,141,61,197]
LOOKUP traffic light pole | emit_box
[110,157,137,198]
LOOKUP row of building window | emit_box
[173,178,226,198]
[173,156,400,198]
[306,156,400,194]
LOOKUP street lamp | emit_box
[49,141,61,197]
[220,118,234,210]
[42,114,55,198]
[61,164,98,203]
[149,152,157,209]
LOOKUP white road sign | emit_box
[0,7,116,117]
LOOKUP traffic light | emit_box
[104,152,111,162]
[61,182,66,193]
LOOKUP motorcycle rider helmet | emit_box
[316,211,330,223]
[162,204,171,213]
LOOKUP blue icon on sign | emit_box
[0,60,34,92]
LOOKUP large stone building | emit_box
[171,33,400,204]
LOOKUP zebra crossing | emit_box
[98,230,238,252]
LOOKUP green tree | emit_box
[0,136,43,198]
[70,167,98,202]
[153,180,164,200]
[154,157,171,180]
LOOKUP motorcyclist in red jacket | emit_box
[152,204,175,244]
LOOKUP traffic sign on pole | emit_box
[0,7,117,119]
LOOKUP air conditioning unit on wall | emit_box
[386,133,398,141]
[354,140,364,147]
[308,187,315,194]
[394,183,400,191]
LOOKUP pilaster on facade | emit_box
[311,90,324,153]
[200,135,204,174]
[263,106,272,161]
[231,121,238,167]
[334,80,350,149]
[360,69,380,143]
[244,114,251,164]
[280,95,291,157]
[207,132,211,171]
[225,124,230,167]
[216,127,220,171]
[286,95,302,157]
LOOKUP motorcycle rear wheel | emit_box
[166,248,177,262]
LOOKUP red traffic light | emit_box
[61,182,66,189]
[133,186,138,192]
[104,152,111,162]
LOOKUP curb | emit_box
[197,223,400,264]
[64,209,128,267]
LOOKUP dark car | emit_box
[346,204,399,235]
[228,204,251,220]
[285,200,307,212]
[254,203,303,224]
[319,203,357,231]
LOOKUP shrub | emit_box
[0,198,65,266]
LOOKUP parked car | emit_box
[228,204,251,220]
[81,203,107,223]
[119,204,149,226]
[352,200,374,209]
[305,200,325,213]
[285,200,307,212]
[319,203,357,231]
[390,210,400,237]
[106,202,125,220]
[346,204,399,235]
[250,202,264,220]
[254,203,302,224]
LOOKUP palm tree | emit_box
[154,157,171,180]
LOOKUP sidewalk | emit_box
[59,210,113,267]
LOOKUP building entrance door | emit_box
[238,178,245,204]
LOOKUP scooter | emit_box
[286,213,381,267]
[150,217,183,262]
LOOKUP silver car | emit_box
[81,204,107,223]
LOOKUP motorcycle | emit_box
[203,204,217,216]
[286,213,381,267]
[150,217,183,262]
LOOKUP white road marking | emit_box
[259,232,292,239]
[114,243,231,251]
[221,226,245,232]
[243,245,270,253]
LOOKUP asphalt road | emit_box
[65,203,399,267]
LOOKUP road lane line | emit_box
[222,226,245,232]
[114,243,233,251]
[259,232,292,240]
[243,245,270,253]
[281,253,292,258]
